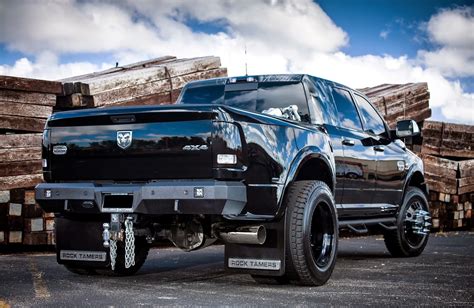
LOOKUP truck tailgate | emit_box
[47,110,214,181]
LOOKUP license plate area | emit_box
[102,193,134,209]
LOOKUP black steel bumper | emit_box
[35,180,247,215]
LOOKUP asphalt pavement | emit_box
[0,232,473,307]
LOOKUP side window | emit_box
[304,78,338,126]
[353,94,386,136]
[331,87,363,131]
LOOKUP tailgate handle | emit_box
[111,115,136,124]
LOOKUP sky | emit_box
[0,0,472,124]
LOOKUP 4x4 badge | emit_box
[117,131,133,149]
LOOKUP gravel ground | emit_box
[0,232,473,307]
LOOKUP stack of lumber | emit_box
[58,56,227,108]
[421,121,473,159]
[0,75,61,190]
[420,121,474,230]
[0,133,43,191]
[0,76,62,132]
[0,75,61,246]
[359,83,431,128]
[0,188,55,245]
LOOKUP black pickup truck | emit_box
[35,74,431,286]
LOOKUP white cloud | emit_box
[0,1,472,124]
[427,6,474,48]
[418,7,474,77]
[0,51,107,80]
[379,30,390,39]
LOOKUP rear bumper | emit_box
[35,180,247,215]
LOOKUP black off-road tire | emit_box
[384,187,430,257]
[284,180,338,286]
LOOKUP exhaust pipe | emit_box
[216,225,266,245]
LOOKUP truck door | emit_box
[352,93,406,206]
[330,87,377,208]
[303,77,345,204]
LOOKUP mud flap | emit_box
[224,218,286,276]
[55,216,109,269]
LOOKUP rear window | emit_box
[179,82,311,123]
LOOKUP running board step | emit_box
[339,217,397,233]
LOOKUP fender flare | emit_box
[275,146,336,217]
[400,164,428,205]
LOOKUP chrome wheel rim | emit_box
[403,199,431,248]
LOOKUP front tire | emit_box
[384,187,430,257]
[284,180,338,286]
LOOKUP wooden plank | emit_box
[0,174,43,190]
[0,160,42,177]
[23,232,48,245]
[459,184,474,195]
[64,56,220,95]
[422,155,458,178]
[0,101,52,118]
[0,115,46,132]
[23,204,44,218]
[458,177,474,188]
[24,218,44,232]
[63,82,90,95]
[55,94,94,109]
[459,159,474,178]
[60,56,177,82]
[421,120,474,159]
[0,147,41,162]
[0,90,56,106]
[45,218,54,231]
[0,75,63,94]
[24,190,36,205]
[8,203,22,216]
[8,216,23,230]
[0,133,42,149]
[8,231,22,243]
[0,191,9,203]
[109,89,182,107]
[94,68,226,106]
[424,172,457,194]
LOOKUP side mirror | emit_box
[396,120,420,138]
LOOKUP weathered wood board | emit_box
[0,76,63,94]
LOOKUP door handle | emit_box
[342,139,355,146]
[374,145,385,152]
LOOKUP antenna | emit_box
[245,44,248,76]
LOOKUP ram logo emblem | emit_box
[182,145,209,151]
[117,131,133,149]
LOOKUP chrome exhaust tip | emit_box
[217,225,267,245]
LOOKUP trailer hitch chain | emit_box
[102,214,136,270]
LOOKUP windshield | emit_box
[179,82,311,122]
